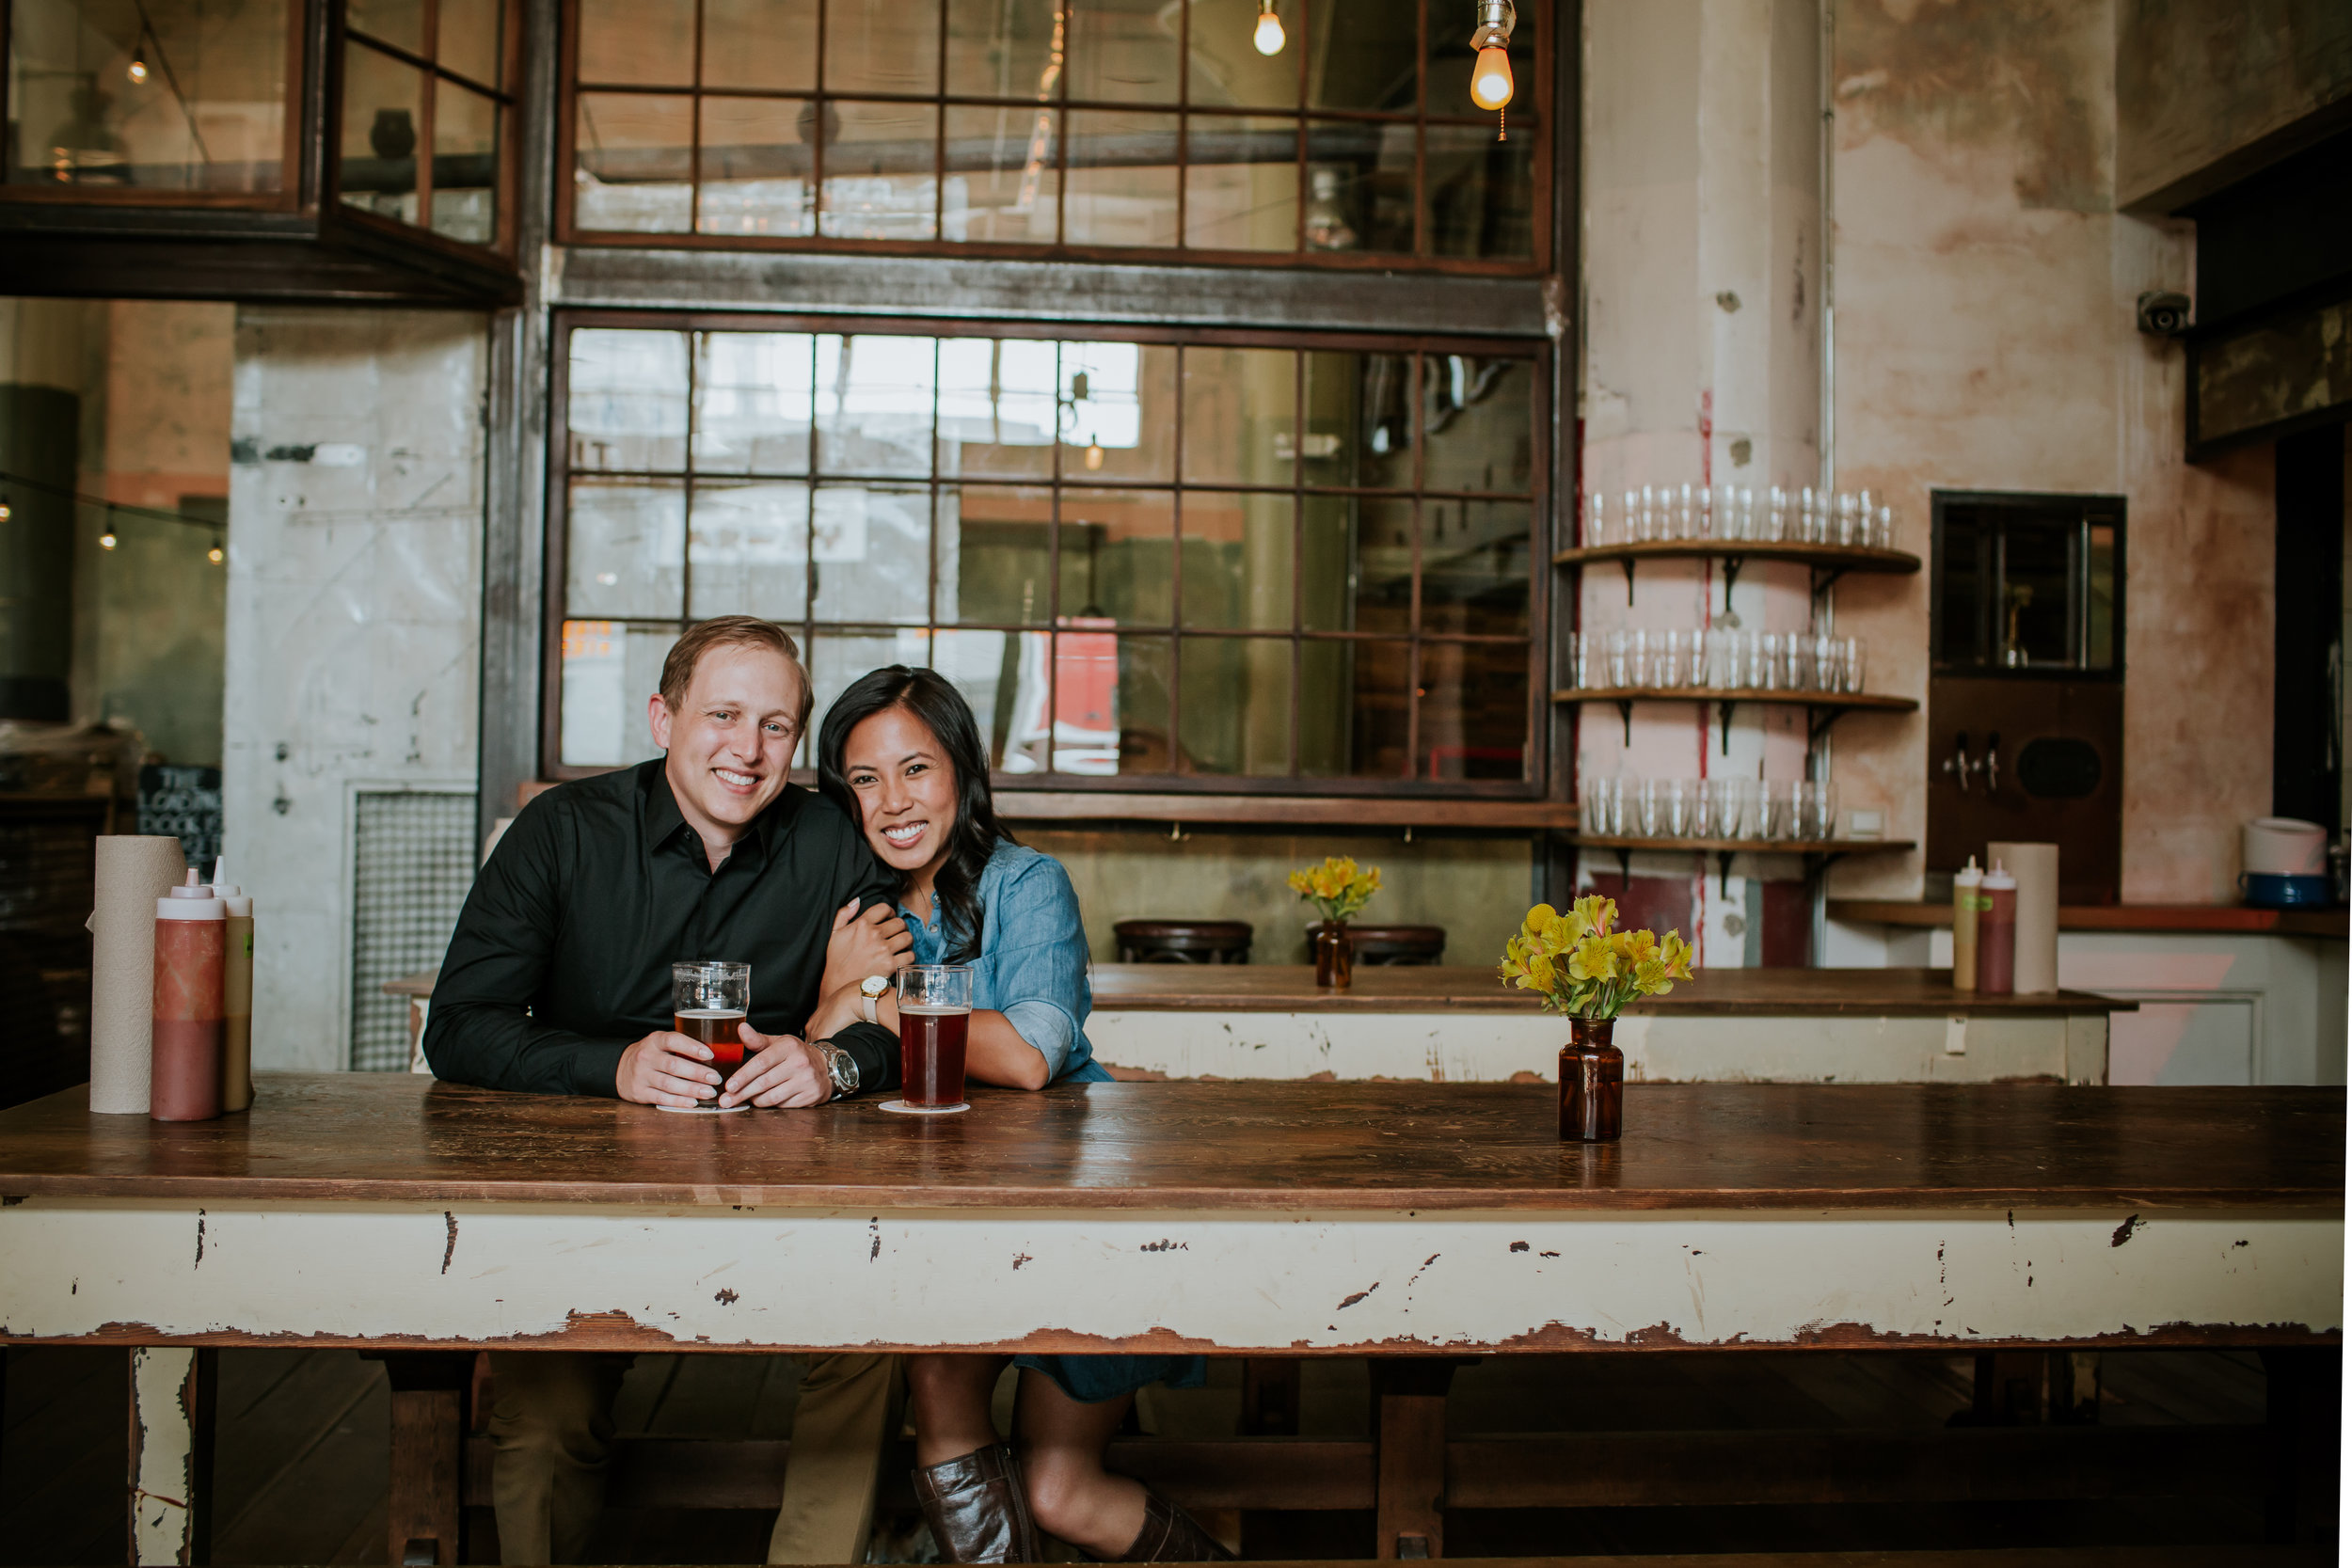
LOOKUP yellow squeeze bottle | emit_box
[1951,856,1983,991]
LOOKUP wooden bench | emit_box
[382,1349,2334,1565]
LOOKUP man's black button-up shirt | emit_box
[423,759,901,1097]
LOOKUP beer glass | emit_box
[896,964,974,1111]
[672,960,751,1074]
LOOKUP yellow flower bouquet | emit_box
[1500,895,1693,1022]
[1288,856,1381,925]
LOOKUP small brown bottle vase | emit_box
[1558,1017,1623,1142]
[1313,921,1354,990]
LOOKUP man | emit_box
[427,615,910,1563]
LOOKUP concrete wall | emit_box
[224,308,487,1070]
[1027,828,1535,968]
[2115,0,2352,211]
[1824,0,2275,905]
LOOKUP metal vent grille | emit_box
[350,790,476,1072]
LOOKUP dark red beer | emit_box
[899,1006,970,1107]
[674,1008,746,1070]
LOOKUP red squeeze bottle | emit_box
[1977,862,2018,998]
[151,868,227,1122]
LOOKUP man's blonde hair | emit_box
[657,617,813,729]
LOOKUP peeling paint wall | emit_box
[224,309,488,1070]
[1825,0,2275,904]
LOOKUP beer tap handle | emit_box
[1941,731,1973,794]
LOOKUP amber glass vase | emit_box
[1558,1017,1624,1142]
[1312,922,1354,989]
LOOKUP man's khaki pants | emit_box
[486,1351,903,1564]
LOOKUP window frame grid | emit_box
[332,0,526,256]
[544,309,1549,798]
[555,0,1548,274]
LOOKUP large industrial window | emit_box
[549,317,1545,794]
[3,0,300,198]
[560,0,1544,268]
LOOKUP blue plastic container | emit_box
[2241,872,2335,909]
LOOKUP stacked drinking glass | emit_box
[1579,776,1839,844]
[1581,483,1896,550]
[1566,627,1867,695]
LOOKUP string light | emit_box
[1252,0,1285,56]
[0,496,11,522]
[127,55,149,84]
[100,529,118,550]
[1469,0,1516,123]
[208,538,225,565]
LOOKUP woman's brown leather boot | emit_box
[1118,1489,1235,1561]
[913,1442,1044,1562]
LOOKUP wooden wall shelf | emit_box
[1552,540,1922,573]
[1573,834,1915,895]
[1554,538,1921,606]
[1551,687,1918,753]
[995,792,1580,832]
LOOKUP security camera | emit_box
[2137,291,2192,337]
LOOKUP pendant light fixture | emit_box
[1252,0,1285,56]
[1469,0,1516,129]
[0,495,11,522]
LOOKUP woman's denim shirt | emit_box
[900,841,1106,1084]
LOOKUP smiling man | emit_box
[423,615,913,1564]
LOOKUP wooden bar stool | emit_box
[1307,924,1447,965]
[1113,919,1253,963]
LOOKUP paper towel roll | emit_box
[87,836,191,1115]
[1988,841,2059,995]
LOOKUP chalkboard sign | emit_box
[138,765,223,872]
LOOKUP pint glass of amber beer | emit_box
[672,960,751,1081]
[896,964,973,1110]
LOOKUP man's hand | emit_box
[818,898,914,999]
[718,1022,832,1109]
[615,1030,723,1107]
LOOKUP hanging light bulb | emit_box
[0,495,12,522]
[1468,0,1516,112]
[1085,438,1104,471]
[1252,0,1285,56]
[100,527,119,550]
[127,55,149,84]
[208,537,225,565]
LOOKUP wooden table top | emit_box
[0,1074,2331,1213]
[1088,964,2133,1016]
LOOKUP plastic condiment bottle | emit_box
[211,856,254,1113]
[1951,856,1984,990]
[1978,861,2018,997]
[152,868,226,1122]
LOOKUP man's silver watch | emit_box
[814,1040,861,1100]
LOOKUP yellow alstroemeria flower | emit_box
[1567,932,1618,983]
[1569,894,1615,938]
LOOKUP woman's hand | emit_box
[819,897,913,999]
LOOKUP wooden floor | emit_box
[0,1346,2279,1563]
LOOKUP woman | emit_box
[806,666,1228,1564]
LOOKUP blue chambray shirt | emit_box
[898,841,1111,1085]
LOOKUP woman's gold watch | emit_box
[858,974,891,1024]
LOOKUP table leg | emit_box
[128,1345,215,1566]
[1371,1360,1462,1560]
[369,1351,478,1565]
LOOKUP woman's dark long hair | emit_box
[817,666,1013,963]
